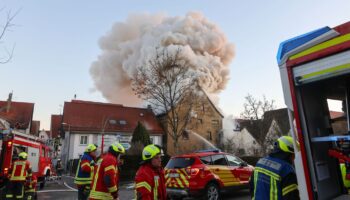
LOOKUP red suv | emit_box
[165,150,254,200]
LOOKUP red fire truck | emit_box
[277,21,350,199]
[0,129,54,189]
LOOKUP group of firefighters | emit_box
[3,136,349,200]
[74,142,166,200]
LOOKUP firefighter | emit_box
[74,144,98,200]
[5,152,32,200]
[135,144,167,200]
[89,142,125,200]
[24,174,37,200]
[250,136,300,200]
[340,162,350,192]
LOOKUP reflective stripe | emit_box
[136,181,151,192]
[290,33,350,60]
[89,190,113,200]
[282,184,298,196]
[105,165,116,172]
[255,167,281,181]
[154,177,158,200]
[252,170,258,200]
[90,158,103,198]
[270,177,277,200]
[108,185,118,193]
[81,162,90,168]
[10,161,27,181]
[26,189,35,192]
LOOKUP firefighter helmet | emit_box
[110,142,125,154]
[19,152,28,159]
[275,136,299,154]
[142,144,161,161]
[85,144,98,153]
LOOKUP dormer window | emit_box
[119,120,127,125]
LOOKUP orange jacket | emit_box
[135,163,167,200]
[9,159,32,182]
[89,153,119,200]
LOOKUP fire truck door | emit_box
[27,147,39,172]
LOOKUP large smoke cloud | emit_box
[90,12,234,106]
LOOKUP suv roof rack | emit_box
[194,149,221,153]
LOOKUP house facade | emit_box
[60,100,164,166]
[161,94,224,156]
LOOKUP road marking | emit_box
[64,181,78,191]
[62,175,74,179]
[37,189,76,193]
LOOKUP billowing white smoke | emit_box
[90,12,234,106]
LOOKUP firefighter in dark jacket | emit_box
[74,144,98,200]
[250,136,300,200]
[135,144,167,200]
[6,152,32,200]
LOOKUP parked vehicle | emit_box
[0,129,54,189]
[165,149,254,200]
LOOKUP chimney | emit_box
[6,92,12,113]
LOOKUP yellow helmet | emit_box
[276,136,299,154]
[142,144,161,161]
[19,152,28,159]
[110,142,125,154]
[85,144,98,153]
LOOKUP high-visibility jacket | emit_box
[25,174,37,193]
[74,152,95,186]
[135,163,167,200]
[250,156,299,200]
[340,163,350,188]
[89,153,119,200]
[9,159,32,182]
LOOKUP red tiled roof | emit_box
[62,100,164,134]
[0,101,34,129]
[50,114,62,138]
[30,120,40,135]
[329,111,344,120]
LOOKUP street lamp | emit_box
[101,118,117,154]
[61,122,71,173]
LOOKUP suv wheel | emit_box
[205,183,220,200]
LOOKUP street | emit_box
[36,176,250,200]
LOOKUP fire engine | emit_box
[0,129,54,189]
[277,21,350,199]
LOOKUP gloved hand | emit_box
[111,191,118,199]
[90,161,95,167]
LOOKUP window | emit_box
[119,120,127,125]
[200,156,212,165]
[41,147,46,157]
[80,135,88,145]
[207,131,212,140]
[182,130,189,140]
[150,137,154,144]
[226,155,244,166]
[211,154,228,166]
[211,120,219,127]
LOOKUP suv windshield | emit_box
[166,157,195,169]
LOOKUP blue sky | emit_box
[1,0,349,129]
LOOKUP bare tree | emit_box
[132,48,200,154]
[0,8,19,64]
[240,94,275,120]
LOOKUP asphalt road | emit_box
[36,176,250,200]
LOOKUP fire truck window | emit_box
[327,99,347,135]
[211,154,228,166]
[42,147,46,157]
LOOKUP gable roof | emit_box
[238,108,290,145]
[62,100,164,134]
[329,111,344,120]
[0,101,34,130]
[50,114,62,138]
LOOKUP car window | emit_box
[200,156,212,165]
[166,157,195,169]
[211,154,228,166]
[226,155,243,166]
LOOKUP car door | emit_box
[225,154,252,185]
[208,154,235,187]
